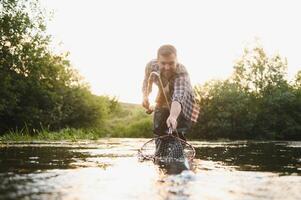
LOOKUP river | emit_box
[0,139,300,200]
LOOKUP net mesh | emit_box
[138,135,195,162]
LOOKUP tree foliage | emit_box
[0,0,110,134]
[192,45,301,140]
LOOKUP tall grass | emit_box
[0,102,153,141]
[0,127,107,141]
[103,102,153,138]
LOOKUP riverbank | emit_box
[1,102,300,141]
[0,103,153,141]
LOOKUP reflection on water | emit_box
[193,141,301,174]
[155,160,190,175]
[0,139,300,200]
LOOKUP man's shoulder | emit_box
[145,59,159,71]
[147,59,158,65]
[145,59,188,75]
[176,63,188,75]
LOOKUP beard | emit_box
[161,69,174,79]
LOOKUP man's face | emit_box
[158,54,177,77]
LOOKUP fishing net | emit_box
[138,134,195,162]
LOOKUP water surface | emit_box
[0,139,300,200]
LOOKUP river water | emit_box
[0,139,300,200]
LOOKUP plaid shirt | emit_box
[142,59,200,123]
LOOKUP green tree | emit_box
[0,0,108,133]
[193,43,301,140]
[294,70,301,89]
[232,45,288,96]
[192,80,255,139]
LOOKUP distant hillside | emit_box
[104,101,153,138]
[119,102,142,110]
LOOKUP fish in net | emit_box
[138,135,195,162]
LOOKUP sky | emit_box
[41,0,301,104]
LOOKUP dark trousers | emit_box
[153,106,191,141]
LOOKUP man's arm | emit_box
[166,101,181,130]
[142,62,152,110]
[166,74,188,130]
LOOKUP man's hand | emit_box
[142,97,154,114]
[142,97,150,110]
[166,116,177,130]
[166,101,181,130]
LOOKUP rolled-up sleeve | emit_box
[172,73,200,123]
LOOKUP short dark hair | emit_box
[157,44,177,58]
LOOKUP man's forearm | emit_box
[170,101,181,119]
[142,62,152,98]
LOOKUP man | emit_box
[142,44,199,140]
